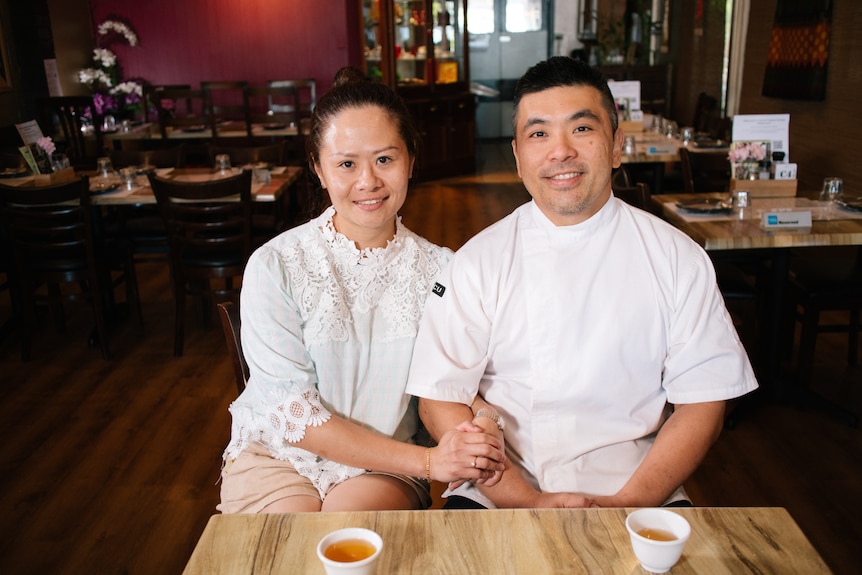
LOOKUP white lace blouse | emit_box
[223,206,452,497]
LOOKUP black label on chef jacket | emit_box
[432,282,446,297]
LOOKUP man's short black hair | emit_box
[512,56,618,136]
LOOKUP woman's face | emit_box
[314,105,414,249]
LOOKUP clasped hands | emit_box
[429,420,507,487]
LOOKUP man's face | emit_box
[512,85,623,226]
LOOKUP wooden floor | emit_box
[1,142,860,574]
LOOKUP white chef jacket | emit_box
[406,196,758,506]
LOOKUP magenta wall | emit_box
[88,0,362,93]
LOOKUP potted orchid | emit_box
[77,16,145,125]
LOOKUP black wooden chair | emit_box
[153,88,212,140]
[786,246,861,426]
[143,84,192,123]
[36,96,104,170]
[679,147,732,194]
[107,145,188,264]
[0,176,142,360]
[201,81,249,137]
[149,170,253,356]
[243,85,302,136]
[613,182,651,212]
[266,79,316,119]
[217,301,249,394]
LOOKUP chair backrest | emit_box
[267,79,316,117]
[613,182,652,211]
[243,85,302,137]
[692,92,719,134]
[36,97,103,167]
[0,176,95,282]
[679,147,732,194]
[208,142,284,167]
[148,169,253,267]
[217,301,249,394]
[143,84,192,121]
[152,88,212,139]
[201,81,249,133]
[110,145,187,169]
[612,166,632,189]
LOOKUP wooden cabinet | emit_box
[362,0,475,179]
[406,89,475,178]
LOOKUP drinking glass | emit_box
[119,167,137,190]
[623,135,637,156]
[215,154,231,175]
[51,153,70,171]
[96,156,114,178]
[820,177,844,203]
[681,127,694,146]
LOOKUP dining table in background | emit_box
[87,165,304,206]
[619,130,728,194]
[102,121,301,153]
[652,192,862,425]
[182,507,830,574]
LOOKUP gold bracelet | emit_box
[425,447,431,481]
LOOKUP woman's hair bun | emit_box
[332,66,369,88]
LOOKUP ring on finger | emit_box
[471,458,477,467]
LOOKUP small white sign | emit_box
[774,163,797,180]
[761,210,812,229]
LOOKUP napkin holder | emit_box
[31,166,76,186]
[730,178,797,198]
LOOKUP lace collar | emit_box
[316,206,409,267]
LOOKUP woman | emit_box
[219,68,505,513]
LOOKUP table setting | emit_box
[181,507,830,574]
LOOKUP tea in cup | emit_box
[316,527,382,575]
[625,508,690,573]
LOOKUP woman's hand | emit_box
[429,421,506,485]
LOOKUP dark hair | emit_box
[512,56,618,135]
[306,67,419,168]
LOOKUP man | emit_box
[405,56,758,509]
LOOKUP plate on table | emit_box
[836,197,862,213]
[0,167,29,178]
[262,123,287,131]
[90,181,120,195]
[675,197,732,214]
[181,125,207,133]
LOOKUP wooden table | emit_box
[652,193,862,424]
[652,193,862,251]
[87,166,304,206]
[620,132,727,193]
[182,507,830,574]
[105,121,299,145]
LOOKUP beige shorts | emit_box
[218,442,431,514]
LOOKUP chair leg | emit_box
[174,280,186,357]
[19,277,37,362]
[125,259,144,327]
[89,278,112,360]
[850,307,860,367]
[49,282,66,333]
[796,303,820,389]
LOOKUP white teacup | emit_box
[625,508,691,573]
[316,527,382,575]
